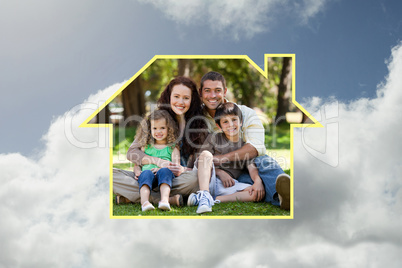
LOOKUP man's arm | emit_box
[213,143,257,165]
[213,105,265,165]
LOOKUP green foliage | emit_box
[113,126,137,153]
[140,59,178,103]
[264,122,291,149]
[129,58,281,115]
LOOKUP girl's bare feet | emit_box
[141,201,155,212]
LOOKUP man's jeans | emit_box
[237,155,284,206]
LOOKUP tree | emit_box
[178,59,193,77]
[122,77,146,126]
[275,57,292,124]
[96,104,110,123]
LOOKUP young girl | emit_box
[133,109,180,212]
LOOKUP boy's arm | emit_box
[246,162,265,202]
[213,144,257,165]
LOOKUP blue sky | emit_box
[1,1,402,267]
[1,0,402,155]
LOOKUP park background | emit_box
[102,57,295,216]
[1,0,402,267]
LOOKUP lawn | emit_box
[113,195,290,217]
[112,167,291,217]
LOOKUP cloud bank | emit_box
[138,0,328,39]
[1,43,402,266]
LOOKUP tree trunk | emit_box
[275,57,292,124]
[178,59,192,77]
[122,78,146,126]
[96,104,110,123]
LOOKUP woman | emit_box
[114,76,207,205]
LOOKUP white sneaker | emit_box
[187,192,200,206]
[196,191,215,214]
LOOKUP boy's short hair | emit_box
[214,102,243,127]
[199,71,226,95]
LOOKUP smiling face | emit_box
[150,118,168,144]
[219,114,242,141]
[170,84,192,116]
[201,80,227,116]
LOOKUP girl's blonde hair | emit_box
[135,109,179,148]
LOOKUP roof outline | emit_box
[80,54,322,219]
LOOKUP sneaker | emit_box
[187,192,200,207]
[196,191,215,214]
[275,173,290,210]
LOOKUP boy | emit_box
[188,102,265,213]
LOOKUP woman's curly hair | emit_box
[134,109,179,148]
[157,76,208,156]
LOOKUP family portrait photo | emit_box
[96,56,300,218]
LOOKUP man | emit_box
[197,71,290,210]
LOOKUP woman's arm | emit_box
[127,139,171,168]
[171,147,181,166]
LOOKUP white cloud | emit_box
[1,43,402,266]
[137,0,328,39]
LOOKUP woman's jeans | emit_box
[138,168,175,191]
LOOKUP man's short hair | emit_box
[214,102,243,127]
[199,71,226,95]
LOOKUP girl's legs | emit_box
[156,168,175,210]
[159,183,170,204]
[138,170,156,211]
[216,186,256,203]
[140,185,151,205]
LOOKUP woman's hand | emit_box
[167,163,185,177]
[133,165,142,180]
[150,167,160,174]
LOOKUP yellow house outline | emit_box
[80,54,321,219]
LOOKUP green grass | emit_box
[264,122,291,149]
[113,126,137,154]
[113,196,290,217]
